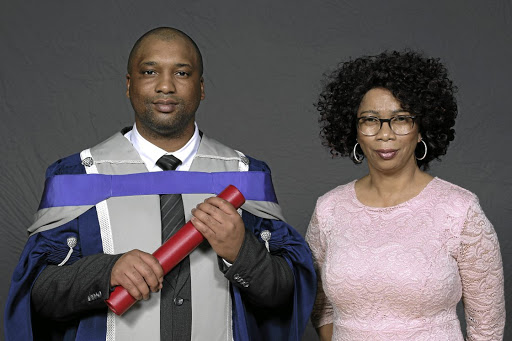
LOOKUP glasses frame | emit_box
[357,115,417,136]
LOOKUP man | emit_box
[5,27,315,340]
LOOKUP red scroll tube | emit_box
[105,185,245,315]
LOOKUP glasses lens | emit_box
[358,116,415,136]
[358,117,380,136]
[391,116,414,135]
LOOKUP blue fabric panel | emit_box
[230,156,317,340]
[39,170,278,209]
[4,153,108,340]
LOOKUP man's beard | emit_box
[138,104,194,140]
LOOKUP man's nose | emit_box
[156,73,176,94]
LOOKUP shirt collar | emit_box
[125,123,200,172]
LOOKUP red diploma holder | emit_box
[105,185,245,316]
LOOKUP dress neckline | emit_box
[350,177,438,211]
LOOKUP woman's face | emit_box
[356,88,421,175]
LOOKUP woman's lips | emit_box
[376,149,398,160]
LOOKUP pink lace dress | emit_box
[306,178,505,340]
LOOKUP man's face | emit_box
[126,36,205,140]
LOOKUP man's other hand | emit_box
[190,197,245,263]
[110,249,164,300]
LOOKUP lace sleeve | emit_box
[305,204,334,328]
[457,199,505,340]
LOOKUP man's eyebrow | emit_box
[175,63,192,68]
[141,61,157,66]
[139,61,193,68]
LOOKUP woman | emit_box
[306,50,505,340]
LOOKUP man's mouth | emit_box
[153,99,178,113]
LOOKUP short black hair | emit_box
[127,27,203,75]
[316,50,458,170]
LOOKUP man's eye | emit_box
[176,71,189,77]
[143,70,156,75]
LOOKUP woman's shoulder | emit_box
[315,180,357,210]
[430,177,479,203]
[425,177,481,221]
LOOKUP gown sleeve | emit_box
[305,202,334,329]
[457,198,505,340]
[229,156,317,341]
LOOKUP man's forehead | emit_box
[127,29,203,75]
[134,36,197,61]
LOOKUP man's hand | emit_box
[110,249,164,300]
[190,197,245,263]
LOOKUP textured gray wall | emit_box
[1,1,510,339]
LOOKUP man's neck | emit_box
[138,124,195,152]
[125,122,201,173]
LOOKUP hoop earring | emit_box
[353,142,363,163]
[416,139,427,161]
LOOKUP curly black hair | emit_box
[316,50,458,170]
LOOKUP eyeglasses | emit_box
[357,115,417,136]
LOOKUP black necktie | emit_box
[156,154,191,341]
[157,155,185,242]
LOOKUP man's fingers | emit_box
[125,268,151,300]
[190,215,215,238]
[191,205,222,228]
[203,197,237,215]
[132,261,161,295]
[110,249,164,300]
[192,198,237,228]
[138,251,164,284]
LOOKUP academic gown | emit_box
[5,135,316,341]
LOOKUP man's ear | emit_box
[126,74,131,98]
[200,77,205,100]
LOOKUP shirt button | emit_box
[174,297,184,306]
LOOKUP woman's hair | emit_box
[316,50,458,170]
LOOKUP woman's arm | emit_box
[457,199,505,340]
[317,323,333,341]
[306,203,335,338]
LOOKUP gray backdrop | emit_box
[1,1,510,339]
